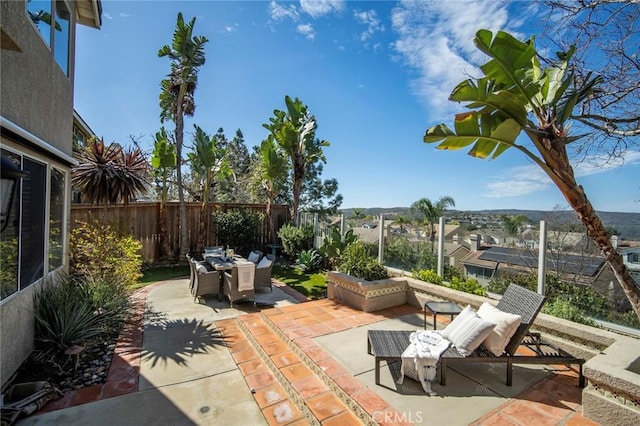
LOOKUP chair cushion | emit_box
[247,251,261,263]
[257,256,272,269]
[440,305,495,356]
[196,263,209,273]
[477,302,522,356]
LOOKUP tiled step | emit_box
[216,299,423,426]
[216,314,367,425]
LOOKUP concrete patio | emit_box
[18,277,592,425]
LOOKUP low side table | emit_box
[424,301,463,330]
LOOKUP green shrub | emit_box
[33,274,130,355]
[488,272,612,322]
[213,208,264,255]
[448,276,486,296]
[542,298,598,327]
[338,241,388,281]
[384,237,436,271]
[296,249,322,273]
[278,223,314,258]
[319,228,357,269]
[70,219,142,287]
[412,269,443,285]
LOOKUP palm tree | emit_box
[72,137,149,215]
[424,29,639,318]
[151,128,176,260]
[188,125,228,251]
[158,13,208,258]
[259,136,288,244]
[501,214,528,246]
[394,214,412,233]
[411,196,456,252]
[263,95,329,224]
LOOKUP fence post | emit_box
[538,220,547,295]
[378,214,384,263]
[437,217,445,277]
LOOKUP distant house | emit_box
[460,242,627,311]
[621,245,640,288]
[0,0,102,387]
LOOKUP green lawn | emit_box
[131,264,190,290]
[272,265,327,299]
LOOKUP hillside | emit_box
[340,208,640,241]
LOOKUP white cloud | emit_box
[119,13,132,18]
[103,13,113,20]
[390,0,526,120]
[297,23,315,40]
[299,0,344,18]
[484,151,640,199]
[269,0,299,22]
[354,9,384,41]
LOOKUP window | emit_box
[49,167,65,270]
[0,148,67,302]
[27,0,52,47]
[629,253,640,264]
[20,158,46,288]
[54,1,70,75]
[26,0,72,76]
[0,151,21,300]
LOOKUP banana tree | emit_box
[259,136,288,244]
[188,125,229,251]
[151,128,176,260]
[158,13,208,259]
[424,29,639,318]
[263,96,329,224]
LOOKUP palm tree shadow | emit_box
[140,318,228,368]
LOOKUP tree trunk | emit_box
[176,84,188,259]
[540,141,640,318]
[158,200,173,261]
[266,194,275,244]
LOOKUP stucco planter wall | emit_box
[327,270,640,425]
[326,272,407,312]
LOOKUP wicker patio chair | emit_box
[254,254,275,292]
[223,263,256,307]
[192,260,221,302]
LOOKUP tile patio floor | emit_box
[20,278,596,426]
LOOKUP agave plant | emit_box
[296,249,322,273]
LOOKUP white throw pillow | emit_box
[440,305,474,340]
[247,251,261,263]
[477,302,522,356]
[196,263,209,273]
[257,256,272,269]
[441,305,495,356]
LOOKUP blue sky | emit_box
[74,0,640,213]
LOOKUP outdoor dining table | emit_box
[204,255,252,301]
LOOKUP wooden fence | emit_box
[70,202,290,264]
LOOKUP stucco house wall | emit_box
[0,0,101,388]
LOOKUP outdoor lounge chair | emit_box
[367,284,585,388]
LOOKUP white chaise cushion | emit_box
[477,302,522,356]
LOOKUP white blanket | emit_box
[397,330,450,395]
[236,263,256,292]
